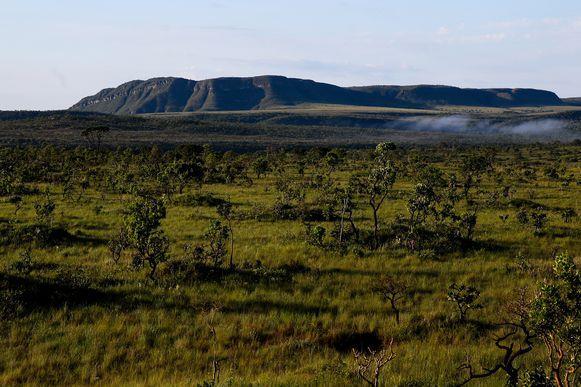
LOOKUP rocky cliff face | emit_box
[70,75,564,114]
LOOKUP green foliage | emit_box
[447,283,482,322]
[203,220,231,267]
[7,195,22,215]
[520,367,554,387]
[530,211,548,235]
[305,223,327,248]
[0,142,578,385]
[122,196,169,279]
[561,208,577,223]
[9,248,34,275]
[34,190,55,226]
[530,252,580,385]
[252,156,270,178]
[353,142,397,249]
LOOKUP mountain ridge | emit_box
[70,75,565,114]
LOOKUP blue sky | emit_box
[2,0,580,109]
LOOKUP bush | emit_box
[0,223,72,247]
[9,248,34,275]
[447,283,482,322]
[305,223,326,248]
[0,285,25,319]
[175,192,228,207]
[203,220,230,267]
[120,196,170,279]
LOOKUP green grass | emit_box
[0,145,579,386]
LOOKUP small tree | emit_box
[561,208,577,224]
[447,283,482,322]
[376,276,408,324]
[10,248,34,275]
[337,185,358,244]
[530,211,548,235]
[517,209,529,225]
[217,201,236,268]
[458,292,536,386]
[305,223,326,249]
[460,154,493,204]
[164,159,204,195]
[123,196,169,279]
[81,125,109,150]
[352,338,397,387]
[8,195,22,216]
[355,142,397,249]
[34,190,55,226]
[459,211,478,242]
[204,220,230,268]
[108,227,129,264]
[530,252,580,387]
[203,306,226,386]
[252,156,270,179]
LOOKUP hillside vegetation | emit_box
[2,107,580,150]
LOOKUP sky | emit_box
[1,0,581,110]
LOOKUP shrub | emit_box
[530,252,580,386]
[34,191,56,226]
[120,196,170,279]
[9,248,34,275]
[0,286,25,319]
[530,211,548,235]
[204,220,230,267]
[561,208,577,223]
[447,283,482,322]
[305,223,326,248]
[0,223,72,247]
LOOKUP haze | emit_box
[2,0,580,110]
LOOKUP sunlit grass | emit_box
[0,146,579,385]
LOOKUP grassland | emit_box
[0,143,579,386]
[1,105,580,150]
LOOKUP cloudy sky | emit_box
[2,0,580,110]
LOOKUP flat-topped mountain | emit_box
[70,75,564,114]
[563,97,581,106]
[351,85,563,108]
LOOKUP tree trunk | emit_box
[229,220,234,269]
[373,367,380,387]
[391,299,400,325]
[348,210,359,241]
[338,198,347,244]
[372,206,379,249]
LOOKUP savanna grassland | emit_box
[0,143,579,386]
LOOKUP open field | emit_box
[0,143,579,385]
[1,105,580,150]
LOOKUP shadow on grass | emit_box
[320,330,383,353]
[160,259,310,289]
[467,239,513,254]
[315,267,383,277]
[398,313,497,342]
[0,272,122,314]
[0,271,196,318]
[545,226,581,239]
[0,223,108,248]
[222,299,339,316]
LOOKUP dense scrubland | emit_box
[0,142,579,386]
[1,107,580,149]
